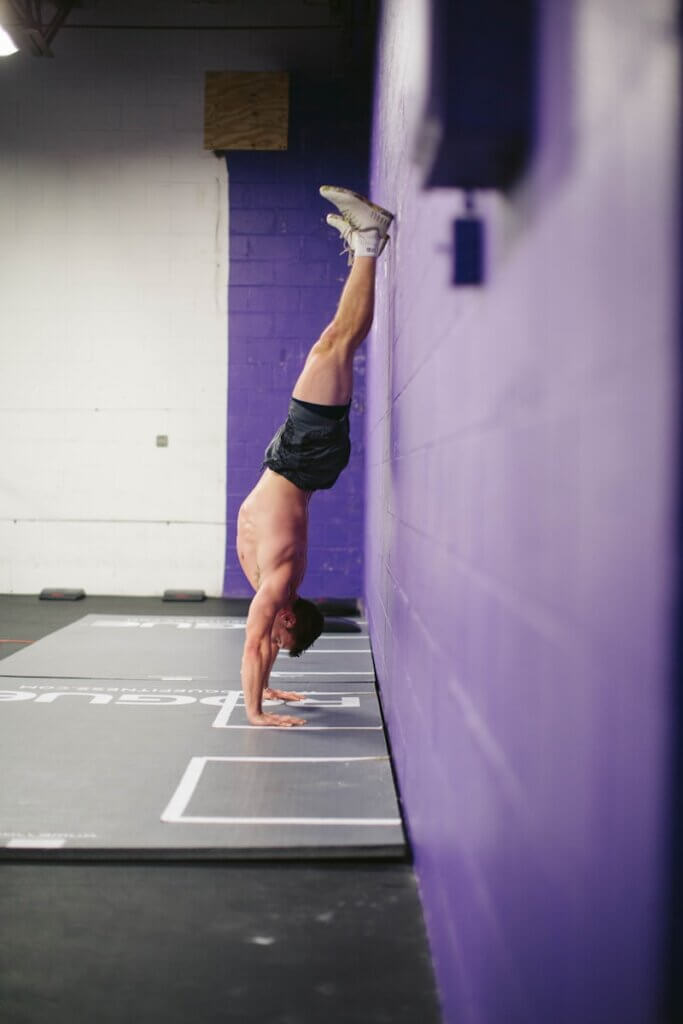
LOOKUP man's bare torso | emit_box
[237,469,310,593]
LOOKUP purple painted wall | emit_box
[223,73,371,598]
[366,2,679,1022]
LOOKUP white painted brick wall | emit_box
[0,40,228,595]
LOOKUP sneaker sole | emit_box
[320,185,394,231]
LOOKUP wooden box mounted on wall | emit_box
[204,71,289,151]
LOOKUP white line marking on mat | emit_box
[279,649,371,655]
[199,756,389,762]
[270,671,373,677]
[218,726,383,731]
[211,691,375,728]
[6,838,67,848]
[270,690,375,696]
[161,756,397,826]
[167,816,401,826]
[210,690,241,729]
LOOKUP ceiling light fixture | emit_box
[0,23,18,55]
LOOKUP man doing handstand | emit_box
[236,186,394,727]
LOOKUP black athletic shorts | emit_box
[262,398,351,492]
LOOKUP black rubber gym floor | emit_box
[0,596,440,1024]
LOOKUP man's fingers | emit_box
[264,687,305,702]
[251,711,306,727]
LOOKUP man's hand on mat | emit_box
[263,686,305,702]
[249,711,306,728]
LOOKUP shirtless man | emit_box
[236,186,394,727]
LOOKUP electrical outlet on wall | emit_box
[453,216,484,285]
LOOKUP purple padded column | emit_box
[366,1,678,1021]
[223,75,371,598]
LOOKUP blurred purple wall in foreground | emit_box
[366,1,679,1021]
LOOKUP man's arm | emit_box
[262,640,306,704]
[241,576,306,727]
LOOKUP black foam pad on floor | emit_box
[39,588,85,601]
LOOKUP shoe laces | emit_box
[339,239,354,266]
[339,225,385,265]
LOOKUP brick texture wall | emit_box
[222,73,371,598]
[367,1,679,1022]
[0,31,228,595]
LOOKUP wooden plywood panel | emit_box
[204,71,289,151]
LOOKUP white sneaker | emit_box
[326,212,387,264]
[320,185,394,238]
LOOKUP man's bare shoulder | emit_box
[243,563,298,646]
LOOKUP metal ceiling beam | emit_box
[7,0,74,55]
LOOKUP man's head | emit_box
[272,597,324,657]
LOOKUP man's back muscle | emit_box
[237,469,309,592]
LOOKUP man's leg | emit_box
[291,255,376,406]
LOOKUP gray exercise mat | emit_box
[0,616,404,859]
[0,615,375,683]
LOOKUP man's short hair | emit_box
[288,597,324,657]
